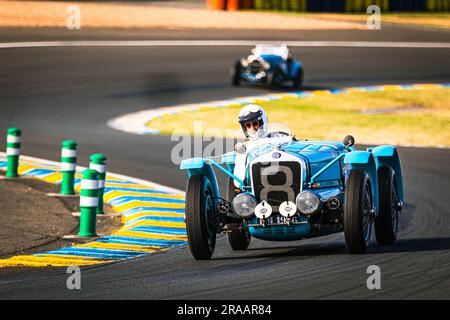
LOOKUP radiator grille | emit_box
[249,60,262,74]
[251,161,301,212]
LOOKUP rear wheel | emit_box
[226,177,251,250]
[293,66,304,90]
[185,175,217,260]
[344,169,374,254]
[267,67,282,89]
[375,166,399,245]
[231,60,242,86]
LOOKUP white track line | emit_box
[1,40,450,49]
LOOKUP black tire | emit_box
[267,67,282,89]
[185,175,217,260]
[293,66,304,90]
[231,60,242,86]
[344,169,374,254]
[226,177,251,250]
[375,166,399,245]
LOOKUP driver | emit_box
[238,104,268,139]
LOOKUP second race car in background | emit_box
[231,44,304,89]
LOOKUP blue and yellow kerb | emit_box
[0,155,186,267]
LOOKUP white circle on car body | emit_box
[279,201,297,218]
[255,200,273,219]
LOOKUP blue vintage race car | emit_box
[180,131,404,260]
[231,44,304,89]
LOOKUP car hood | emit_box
[247,140,345,167]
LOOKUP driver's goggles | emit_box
[244,121,260,129]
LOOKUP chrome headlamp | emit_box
[296,191,321,215]
[232,193,257,218]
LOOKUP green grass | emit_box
[148,87,450,147]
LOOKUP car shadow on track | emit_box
[368,237,450,254]
[212,237,450,261]
[214,242,349,261]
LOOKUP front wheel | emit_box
[185,175,217,260]
[344,169,374,254]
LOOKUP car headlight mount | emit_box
[232,193,257,218]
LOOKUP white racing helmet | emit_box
[238,104,268,138]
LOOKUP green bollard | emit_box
[6,128,21,178]
[78,169,99,237]
[60,140,77,195]
[89,154,107,214]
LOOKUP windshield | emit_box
[253,45,289,60]
[264,122,293,138]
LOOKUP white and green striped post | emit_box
[60,140,77,195]
[89,154,107,214]
[78,169,99,237]
[6,128,21,178]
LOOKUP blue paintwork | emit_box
[207,159,244,188]
[222,151,236,172]
[372,145,404,202]
[289,61,303,78]
[344,151,379,216]
[310,153,345,183]
[240,51,303,85]
[284,141,345,184]
[221,151,236,164]
[180,158,220,201]
[180,138,404,241]
[249,223,311,241]
[259,54,303,78]
[259,54,284,68]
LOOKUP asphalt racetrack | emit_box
[0,27,449,299]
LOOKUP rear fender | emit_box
[344,151,379,216]
[371,145,404,202]
[180,158,220,200]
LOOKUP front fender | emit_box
[344,151,379,216]
[372,145,404,202]
[180,158,220,200]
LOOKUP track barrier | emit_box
[60,140,77,195]
[78,168,99,237]
[6,127,21,178]
[89,153,107,215]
